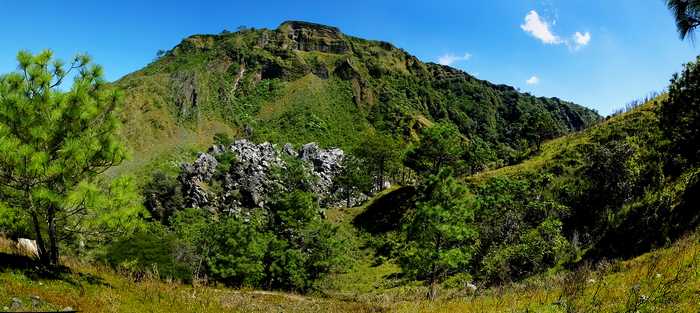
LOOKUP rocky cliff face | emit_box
[179,140,364,214]
[278,21,350,54]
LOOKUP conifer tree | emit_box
[405,122,466,175]
[666,0,700,40]
[335,154,373,207]
[354,133,400,191]
[400,169,478,299]
[662,56,700,166]
[0,50,126,265]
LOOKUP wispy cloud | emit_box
[572,31,591,50]
[438,53,472,66]
[520,10,591,51]
[521,10,561,44]
[526,76,540,85]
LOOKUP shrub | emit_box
[478,217,573,283]
[202,190,352,292]
[206,214,272,287]
[472,174,573,283]
[143,171,185,224]
[104,224,192,281]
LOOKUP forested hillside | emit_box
[352,90,700,286]
[115,21,599,175]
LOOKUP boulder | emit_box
[179,153,218,208]
[11,298,22,310]
[15,238,38,258]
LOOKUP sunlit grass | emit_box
[2,223,699,312]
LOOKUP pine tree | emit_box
[400,169,478,299]
[353,133,400,191]
[334,154,373,207]
[405,122,466,175]
[0,50,126,265]
[666,0,700,41]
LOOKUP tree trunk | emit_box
[427,234,442,301]
[30,211,49,265]
[428,281,438,300]
[379,160,385,191]
[47,204,59,265]
[346,188,351,208]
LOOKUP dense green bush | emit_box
[479,217,573,283]
[662,56,700,168]
[143,171,185,224]
[472,175,572,283]
[169,190,354,292]
[206,213,272,287]
[104,224,192,281]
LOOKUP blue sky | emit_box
[0,0,697,115]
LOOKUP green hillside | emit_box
[340,96,699,286]
[3,16,700,313]
[114,21,600,175]
[466,97,700,261]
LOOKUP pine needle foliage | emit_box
[666,0,700,41]
[400,169,478,299]
[0,50,127,265]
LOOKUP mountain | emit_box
[114,21,600,173]
[98,20,700,290]
[4,20,700,313]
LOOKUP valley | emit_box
[1,4,700,312]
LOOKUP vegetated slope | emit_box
[114,21,600,174]
[468,97,700,262]
[341,100,695,286]
[2,216,699,313]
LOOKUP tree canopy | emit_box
[0,50,127,265]
[400,169,478,298]
[666,0,700,40]
[662,56,700,166]
[405,122,466,175]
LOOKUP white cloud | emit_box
[520,10,592,51]
[572,31,591,49]
[521,10,561,44]
[526,76,540,85]
[438,53,472,66]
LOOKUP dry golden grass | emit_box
[1,228,698,312]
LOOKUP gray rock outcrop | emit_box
[180,153,218,209]
[180,140,363,213]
